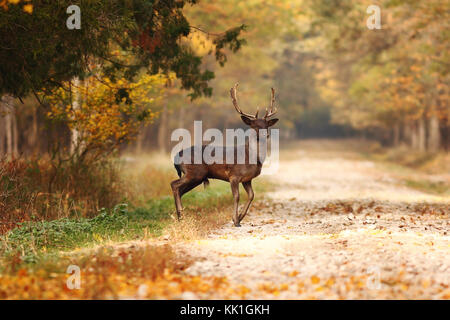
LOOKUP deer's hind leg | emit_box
[171,178,185,220]
[171,175,204,220]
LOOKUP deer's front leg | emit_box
[170,179,184,220]
[239,180,254,223]
[230,178,241,227]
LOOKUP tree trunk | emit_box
[393,123,400,147]
[135,125,145,154]
[70,77,81,155]
[428,114,440,152]
[1,95,15,157]
[403,122,412,147]
[157,103,168,153]
[442,123,450,151]
[178,106,185,129]
[27,106,39,154]
[417,117,426,151]
[0,100,5,155]
[411,122,419,149]
[5,110,12,156]
[12,105,18,156]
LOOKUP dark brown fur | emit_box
[171,84,278,227]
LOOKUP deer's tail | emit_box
[174,163,183,178]
[174,152,183,178]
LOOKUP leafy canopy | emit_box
[0,0,246,99]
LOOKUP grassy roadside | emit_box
[280,139,449,197]
[0,165,270,276]
[0,156,271,299]
[360,144,450,197]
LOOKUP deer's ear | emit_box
[241,115,253,126]
[267,118,279,127]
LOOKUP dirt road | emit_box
[180,141,450,299]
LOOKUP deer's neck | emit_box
[246,137,267,166]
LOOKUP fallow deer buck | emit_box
[171,83,278,227]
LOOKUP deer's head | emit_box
[230,83,279,137]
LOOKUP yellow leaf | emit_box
[23,4,33,14]
[280,283,289,291]
[288,271,299,277]
[325,278,335,287]
[311,275,320,284]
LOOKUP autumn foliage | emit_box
[45,72,167,159]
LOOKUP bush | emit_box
[0,157,123,234]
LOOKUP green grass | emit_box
[0,179,269,272]
[356,143,450,196]
[404,179,450,196]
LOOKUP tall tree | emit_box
[0,0,245,100]
[306,0,449,150]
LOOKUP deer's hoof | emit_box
[234,223,242,227]
[170,213,182,221]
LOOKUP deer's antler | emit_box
[230,83,259,119]
[264,88,277,119]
